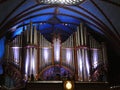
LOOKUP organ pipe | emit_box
[4,22,108,82]
[30,22,33,44]
[84,27,87,46]
[53,37,61,63]
[34,26,37,45]
[27,25,29,43]
[80,23,84,46]
[77,49,83,81]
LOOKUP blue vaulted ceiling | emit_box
[0,0,120,43]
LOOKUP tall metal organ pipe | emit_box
[53,37,61,64]
[76,23,90,81]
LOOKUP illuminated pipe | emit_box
[30,22,33,44]
[75,31,78,47]
[77,49,83,81]
[73,32,78,80]
[82,48,88,81]
[75,28,78,46]
[76,27,79,46]
[84,49,90,81]
[53,38,61,63]
[66,48,72,65]
[38,48,40,70]
[92,49,99,68]
[80,23,84,46]
[25,48,29,78]
[84,27,87,46]
[83,26,86,46]
[26,26,29,43]
[37,47,39,80]
[29,48,32,75]
[78,26,81,46]
[77,28,79,46]
[34,26,37,45]
[28,49,30,79]
[39,48,41,70]
[34,48,38,77]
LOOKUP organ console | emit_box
[4,22,108,85]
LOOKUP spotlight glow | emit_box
[25,49,29,75]
[66,48,72,63]
[53,38,61,62]
[64,81,74,90]
[93,50,98,68]
[66,81,72,89]
[43,48,49,62]
[13,48,20,64]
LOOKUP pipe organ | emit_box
[4,22,108,82]
[62,34,75,71]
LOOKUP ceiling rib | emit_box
[0,0,26,27]
[91,0,120,39]
[76,5,113,34]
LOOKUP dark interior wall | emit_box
[107,43,120,85]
